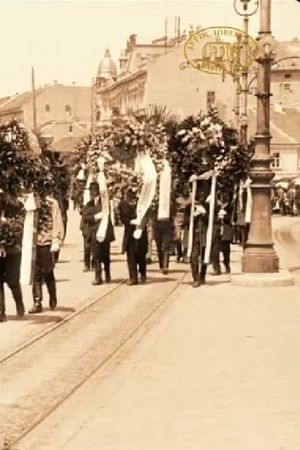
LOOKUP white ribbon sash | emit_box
[204,171,217,264]
[158,159,171,220]
[83,174,93,206]
[134,153,157,227]
[20,193,37,286]
[245,179,252,224]
[96,170,109,243]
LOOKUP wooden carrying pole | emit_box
[187,180,197,259]
[204,171,217,264]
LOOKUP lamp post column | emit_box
[241,0,279,273]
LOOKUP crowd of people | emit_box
[0,108,254,323]
[75,173,252,289]
[272,184,300,216]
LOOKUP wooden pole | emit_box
[187,180,196,259]
[204,171,217,264]
[31,67,37,131]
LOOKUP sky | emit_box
[0,0,299,97]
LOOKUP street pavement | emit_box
[13,215,300,450]
[0,209,127,360]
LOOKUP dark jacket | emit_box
[219,202,233,242]
[81,197,115,245]
[119,199,148,255]
[184,200,221,249]
[0,199,25,255]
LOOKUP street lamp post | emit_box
[233,0,259,145]
[241,0,279,273]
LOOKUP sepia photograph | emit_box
[0,0,300,449]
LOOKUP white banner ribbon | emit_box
[158,159,171,220]
[20,193,37,286]
[96,169,109,243]
[134,152,157,227]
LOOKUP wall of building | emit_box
[23,84,91,130]
[145,44,235,121]
[271,144,300,177]
[271,71,300,109]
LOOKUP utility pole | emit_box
[234,0,259,145]
[241,0,279,273]
[31,67,37,131]
[91,78,95,137]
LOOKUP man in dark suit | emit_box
[212,191,233,274]
[119,189,148,285]
[185,182,210,287]
[81,182,115,285]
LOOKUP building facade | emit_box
[93,33,300,178]
[93,32,235,128]
[0,83,92,143]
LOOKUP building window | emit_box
[96,111,100,121]
[65,105,72,113]
[45,104,50,112]
[284,73,292,79]
[271,152,281,168]
[284,83,291,90]
[68,125,73,133]
[207,91,216,109]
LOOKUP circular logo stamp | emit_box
[183,26,259,76]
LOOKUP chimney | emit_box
[129,34,137,48]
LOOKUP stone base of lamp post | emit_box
[241,246,279,272]
[241,153,279,273]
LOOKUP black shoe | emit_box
[212,269,221,276]
[127,279,138,286]
[105,273,111,283]
[140,275,147,284]
[225,265,231,274]
[0,312,7,322]
[16,303,25,319]
[92,279,102,286]
[49,298,57,311]
[192,280,201,288]
[29,303,43,314]
[83,267,90,273]
[161,269,168,275]
[146,257,152,265]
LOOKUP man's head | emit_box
[89,182,100,199]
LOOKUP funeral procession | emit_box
[0,0,300,449]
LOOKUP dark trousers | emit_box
[32,245,57,304]
[212,239,231,272]
[153,222,172,270]
[175,240,183,261]
[126,239,147,282]
[93,241,111,280]
[83,236,93,270]
[0,253,23,314]
[191,242,207,282]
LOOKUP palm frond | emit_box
[131,104,182,128]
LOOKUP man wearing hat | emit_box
[81,181,115,285]
[185,181,210,287]
[119,188,148,285]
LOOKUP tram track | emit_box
[0,269,187,450]
[0,279,126,366]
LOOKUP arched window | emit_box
[45,104,50,112]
